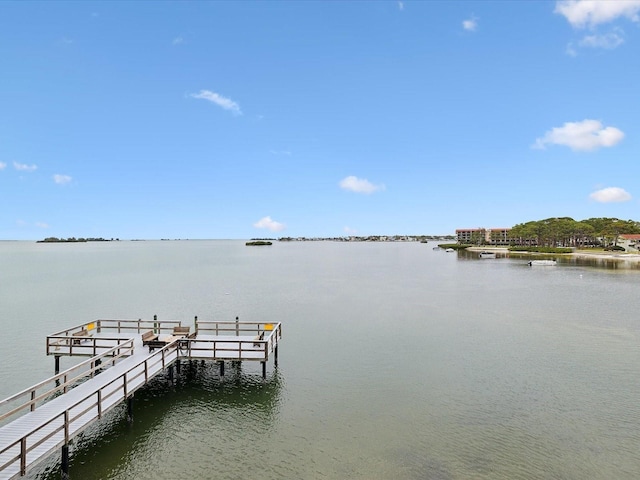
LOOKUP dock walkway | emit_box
[0,318,281,479]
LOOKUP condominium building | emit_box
[456,228,511,245]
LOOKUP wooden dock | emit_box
[0,318,282,479]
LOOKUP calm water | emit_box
[1,241,639,479]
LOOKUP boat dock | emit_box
[0,317,282,479]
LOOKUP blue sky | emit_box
[1,1,639,240]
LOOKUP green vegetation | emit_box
[508,217,640,248]
[246,240,272,246]
[37,237,115,243]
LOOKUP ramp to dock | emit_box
[0,342,179,479]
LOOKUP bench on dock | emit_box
[142,330,164,351]
[173,326,190,337]
[72,329,91,345]
[253,331,264,348]
[142,330,184,351]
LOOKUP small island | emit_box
[246,240,272,246]
[37,237,116,243]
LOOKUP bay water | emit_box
[1,240,639,479]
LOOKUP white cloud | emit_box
[13,161,37,172]
[253,216,286,232]
[0,162,6,170]
[344,226,357,235]
[462,18,478,31]
[173,36,184,45]
[339,176,385,194]
[555,0,640,28]
[565,42,578,56]
[398,1,404,11]
[579,31,624,48]
[190,90,242,115]
[53,174,72,185]
[533,119,624,151]
[589,187,632,203]
[35,222,50,229]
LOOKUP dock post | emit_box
[168,365,174,384]
[194,315,198,335]
[274,344,278,367]
[54,355,60,375]
[219,360,225,377]
[127,396,134,423]
[61,444,70,480]
[261,361,266,379]
[176,359,181,375]
[154,314,158,334]
[235,316,239,336]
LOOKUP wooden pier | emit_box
[0,317,282,479]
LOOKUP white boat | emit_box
[528,260,557,266]
[479,251,496,259]
[445,248,455,252]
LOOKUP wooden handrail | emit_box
[47,318,187,338]
[0,339,134,423]
[0,342,181,477]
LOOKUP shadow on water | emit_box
[562,255,640,270]
[458,249,640,270]
[456,250,511,261]
[30,362,283,480]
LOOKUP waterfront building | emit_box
[617,234,640,252]
[456,228,511,246]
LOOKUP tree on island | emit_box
[37,237,113,243]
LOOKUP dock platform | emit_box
[0,318,281,479]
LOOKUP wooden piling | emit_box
[61,444,70,480]
[127,396,134,423]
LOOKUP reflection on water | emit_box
[563,255,640,270]
[32,363,283,480]
[460,249,640,270]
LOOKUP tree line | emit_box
[37,237,115,243]
[507,217,640,248]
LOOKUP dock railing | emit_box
[187,321,282,361]
[47,317,185,338]
[94,318,184,335]
[0,339,134,426]
[0,341,180,478]
[46,318,186,356]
